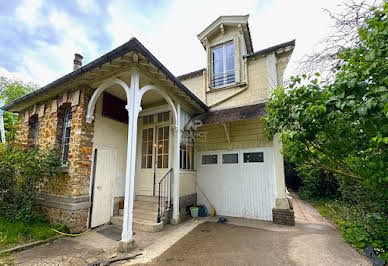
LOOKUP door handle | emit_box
[97,185,102,190]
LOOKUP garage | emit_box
[197,147,276,221]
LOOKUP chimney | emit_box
[73,53,83,71]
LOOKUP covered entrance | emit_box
[85,69,186,251]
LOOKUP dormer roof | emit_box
[197,15,253,54]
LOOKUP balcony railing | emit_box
[211,70,235,88]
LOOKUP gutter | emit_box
[3,38,209,112]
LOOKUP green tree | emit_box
[265,3,387,258]
[265,3,388,193]
[0,77,37,140]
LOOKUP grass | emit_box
[0,216,68,251]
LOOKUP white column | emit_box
[273,133,289,209]
[120,72,140,249]
[171,103,181,224]
[167,121,172,207]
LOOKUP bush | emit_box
[295,166,339,201]
[0,143,61,222]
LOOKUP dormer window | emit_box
[211,41,235,88]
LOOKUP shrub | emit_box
[0,143,61,222]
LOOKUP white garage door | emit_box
[197,147,276,221]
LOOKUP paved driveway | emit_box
[137,195,370,266]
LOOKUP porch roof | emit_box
[3,37,209,112]
[190,102,267,126]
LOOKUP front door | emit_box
[91,147,117,228]
[153,125,169,195]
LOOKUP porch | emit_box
[86,70,198,251]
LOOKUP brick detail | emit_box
[272,208,295,226]
[15,87,95,232]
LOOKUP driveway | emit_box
[135,194,370,266]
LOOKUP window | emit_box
[142,114,154,125]
[211,42,235,87]
[157,112,169,123]
[180,132,194,170]
[59,107,72,164]
[28,115,40,146]
[222,153,238,164]
[157,126,169,168]
[202,154,217,164]
[141,128,153,168]
[243,152,264,163]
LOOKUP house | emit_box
[3,15,295,252]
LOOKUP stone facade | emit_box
[16,87,95,232]
[272,208,295,226]
[179,193,197,221]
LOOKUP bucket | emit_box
[190,207,199,218]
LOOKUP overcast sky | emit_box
[0,0,349,87]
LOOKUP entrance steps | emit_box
[110,196,164,232]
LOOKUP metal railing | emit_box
[211,70,235,87]
[157,168,172,223]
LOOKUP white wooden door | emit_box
[197,148,276,221]
[91,147,117,228]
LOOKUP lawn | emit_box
[0,216,67,251]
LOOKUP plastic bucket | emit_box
[190,207,199,218]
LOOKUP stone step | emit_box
[135,195,159,203]
[110,215,163,232]
[134,208,158,221]
[134,200,158,211]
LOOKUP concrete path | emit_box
[8,195,370,265]
[131,194,370,266]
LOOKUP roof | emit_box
[191,102,267,126]
[244,39,295,58]
[177,68,205,81]
[3,38,209,112]
[197,15,253,54]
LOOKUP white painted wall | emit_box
[92,97,128,197]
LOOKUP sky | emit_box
[0,0,348,87]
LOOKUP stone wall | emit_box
[16,87,95,232]
[272,208,295,226]
[179,193,197,221]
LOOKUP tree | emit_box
[299,0,385,78]
[265,3,387,258]
[265,2,387,192]
[0,77,37,140]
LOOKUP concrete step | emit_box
[135,195,159,203]
[134,200,158,211]
[110,215,163,232]
[134,208,158,221]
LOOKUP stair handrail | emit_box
[157,168,173,223]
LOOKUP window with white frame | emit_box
[141,128,153,168]
[180,131,194,170]
[211,41,235,87]
[59,107,72,164]
[157,126,169,168]
[28,115,40,146]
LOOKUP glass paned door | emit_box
[157,125,169,168]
